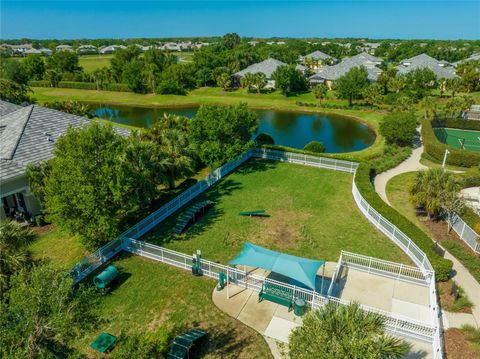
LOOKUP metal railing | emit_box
[70,148,444,358]
[340,251,431,285]
[447,213,480,253]
[124,238,436,342]
[351,179,434,274]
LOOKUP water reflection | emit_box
[91,105,375,153]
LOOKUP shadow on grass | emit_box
[144,159,279,246]
[193,327,254,358]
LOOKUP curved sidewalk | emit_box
[373,137,480,328]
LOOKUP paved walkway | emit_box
[373,131,480,328]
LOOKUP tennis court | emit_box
[434,127,480,152]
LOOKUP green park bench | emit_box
[258,282,294,311]
[167,329,208,359]
[173,201,214,234]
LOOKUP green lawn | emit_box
[385,172,432,237]
[148,159,410,264]
[28,158,412,357]
[78,54,114,72]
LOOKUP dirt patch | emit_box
[256,209,311,250]
[418,215,479,257]
[32,224,54,234]
[437,281,472,314]
[147,309,171,331]
[444,328,479,359]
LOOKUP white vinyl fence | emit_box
[448,213,480,253]
[70,148,444,358]
[124,238,436,342]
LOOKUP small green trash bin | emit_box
[294,298,306,316]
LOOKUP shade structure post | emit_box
[321,264,325,296]
[227,267,230,299]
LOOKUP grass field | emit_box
[434,127,480,152]
[29,159,411,357]
[149,159,409,264]
[78,54,114,72]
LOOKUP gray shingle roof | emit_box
[453,52,480,67]
[397,54,456,79]
[0,100,22,116]
[309,52,383,81]
[0,100,129,182]
[234,58,286,79]
[302,50,335,61]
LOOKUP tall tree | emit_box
[159,128,195,189]
[418,96,437,119]
[190,103,258,168]
[46,51,81,73]
[289,302,409,359]
[0,79,31,104]
[362,83,383,106]
[223,32,241,50]
[0,263,98,358]
[253,72,267,93]
[410,168,460,219]
[216,72,231,91]
[39,123,141,249]
[333,66,369,106]
[0,221,36,296]
[272,65,307,96]
[312,83,328,102]
[23,54,45,80]
[445,77,462,97]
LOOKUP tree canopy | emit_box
[190,103,258,168]
[333,66,369,105]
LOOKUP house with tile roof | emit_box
[396,54,456,79]
[308,52,383,88]
[0,100,129,221]
[232,58,287,88]
[299,50,337,71]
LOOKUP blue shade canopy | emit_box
[228,242,324,289]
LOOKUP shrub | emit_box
[422,119,480,168]
[255,133,274,146]
[28,80,132,92]
[433,117,480,131]
[303,141,325,153]
[380,112,417,146]
[156,80,186,95]
[356,164,453,281]
[370,145,412,174]
[441,240,480,283]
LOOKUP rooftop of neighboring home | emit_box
[77,44,97,49]
[99,45,127,53]
[309,52,383,81]
[25,47,52,55]
[56,44,73,51]
[0,100,129,183]
[396,53,456,79]
[233,58,286,79]
[453,52,480,67]
[300,50,336,62]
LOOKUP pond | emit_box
[91,105,376,153]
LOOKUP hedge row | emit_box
[441,240,480,283]
[433,117,480,131]
[296,101,377,111]
[422,119,480,168]
[355,163,453,281]
[29,81,131,92]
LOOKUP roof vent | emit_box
[43,131,51,136]
[47,136,54,142]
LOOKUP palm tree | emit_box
[410,168,460,219]
[159,128,195,189]
[0,220,36,296]
[289,302,409,359]
[418,96,437,120]
[253,73,267,94]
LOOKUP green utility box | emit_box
[294,298,306,316]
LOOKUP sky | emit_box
[1,0,479,40]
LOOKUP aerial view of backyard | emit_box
[1,1,480,359]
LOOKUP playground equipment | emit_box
[93,265,119,289]
[90,332,117,353]
[174,201,214,233]
[167,329,208,359]
[239,210,270,217]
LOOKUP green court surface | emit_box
[434,127,480,152]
